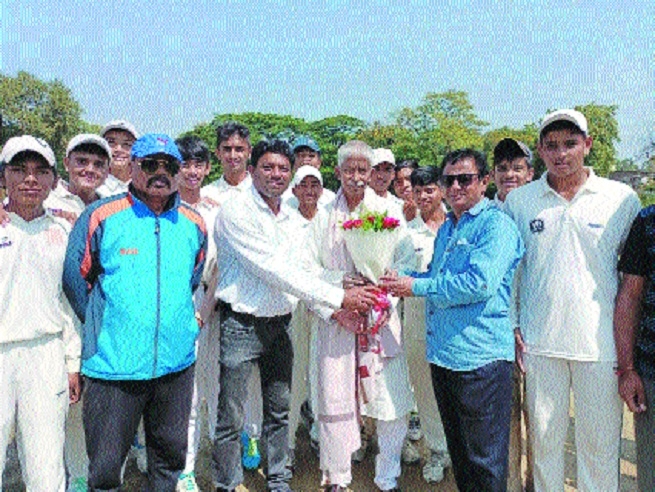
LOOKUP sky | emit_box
[1,0,653,159]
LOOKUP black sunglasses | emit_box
[139,158,180,176]
[440,173,480,188]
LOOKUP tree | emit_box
[0,71,90,171]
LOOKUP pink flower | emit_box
[342,220,354,230]
[382,217,400,229]
[367,215,375,223]
[352,219,363,228]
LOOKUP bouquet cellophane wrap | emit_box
[342,227,400,284]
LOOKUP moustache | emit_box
[146,175,172,188]
[345,179,367,188]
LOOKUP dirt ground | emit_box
[2,405,638,492]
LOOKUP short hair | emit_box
[175,136,210,162]
[395,159,419,174]
[69,143,110,160]
[441,149,488,177]
[250,139,293,168]
[216,121,250,146]
[539,120,586,142]
[1,150,57,178]
[337,140,374,168]
[410,166,440,187]
[493,146,532,169]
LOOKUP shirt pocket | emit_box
[445,241,474,274]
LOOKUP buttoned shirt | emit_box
[282,186,336,210]
[408,198,524,370]
[44,181,87,215]
[201,174,252,206]
[504,170,641,361]
[215,185,344,318]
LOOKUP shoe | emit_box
[67,477,88,492]
[241,431,261,470]
[379,488,402,492]
[401,439,420,464]
[407,412,422,441]
[131,442,148,474]
[422,450,449,483]
[352,432,371,463]
[176,472,199,492]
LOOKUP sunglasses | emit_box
[440,173,480,188]
[138,158,180,176]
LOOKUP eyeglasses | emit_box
[138,158,180,176]
[440,173,480,188]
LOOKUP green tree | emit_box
[573,103,620,177]
[0,71,90,172]
[483,124,541,175]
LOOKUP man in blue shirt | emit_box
[382,149,524,492]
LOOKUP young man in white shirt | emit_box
[95,120,139,199]
[504,109,641,491]
[0,135,81,491]
[370,148,404,222]
[491,138,534,206]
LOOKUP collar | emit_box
[249,184,290,220]
[538,167,599,196]
[220,173,252,191]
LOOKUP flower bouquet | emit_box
[342,209,401,355]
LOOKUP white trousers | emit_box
[524,354,622,492]
[0,336,67,492]
[374,417,408,491]
[64,401,87,482]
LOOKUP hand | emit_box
[343,273,372,289]
[68,372,82,404]
[379,275,414,298]
[342,286,379,313]
[332,309,368,334]
[51,209,79,225]
[514,328,526,374]
[201,196,220,208]
[0,205,10,227]
[619,370,647,413]
[403,199,417,222]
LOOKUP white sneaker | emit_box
[422,451,445,483]
[352,434,371,463]
[131,443,148,474]
[176,472,199,492]
[401,439,420,464]
[407,412,422,441]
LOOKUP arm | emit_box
[61,292,82,404]
[190,223,208,293]
[62,210,95,322]
[412,215,523,309]
[614,274,646,413]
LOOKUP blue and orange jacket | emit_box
[63,188,207,380]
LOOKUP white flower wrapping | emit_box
[342,228,400,284]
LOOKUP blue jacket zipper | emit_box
[153,217,161,377]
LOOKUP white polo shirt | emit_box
[0,212,80,371]
[44,181,86,215]
[201,174,252,206]
[504,169,641,361]
[215,185,344,318]
[96,174,129,199]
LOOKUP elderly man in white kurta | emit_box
[307,140,415,492]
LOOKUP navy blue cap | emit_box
[130,133,182,162]
[292,136,320,153]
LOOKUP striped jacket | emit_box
[63,188,207,380]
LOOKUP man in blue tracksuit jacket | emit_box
[63,133,207,491]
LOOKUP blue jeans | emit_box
[431,360,513,492]
[213,302,293,492]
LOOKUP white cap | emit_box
[100,120,139,139]
[539,109,588,136]
[0,135,56,167]
[292,165,323,188]
[373,148,396,167]
[66,134,112,159]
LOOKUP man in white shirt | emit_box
[393,159,419,222]
[283,136,335,209]
[95,120,139,199]
[0,135,81,491]
[213,139,378,492]
[370,148,404,221]
[201,121,253,204]
[504,109,641,491]
[491,138,534,207]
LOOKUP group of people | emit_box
[0,107,653,492]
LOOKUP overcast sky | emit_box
[1,0,652,159]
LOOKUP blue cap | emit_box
[130,133,182,162]
[292,136,320,153]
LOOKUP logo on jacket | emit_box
[120,248,139,255]
[529,219,545,234]
[0,236,12,248]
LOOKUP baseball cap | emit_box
[373,148,396,167]
[539,109,588,136]
[493,138,533,165]
[292,165,323,188]
[0,135,56,167]
[100,120,140,140]
[293,136,320,153]
[130,133,183,162]
[66,134,112,159]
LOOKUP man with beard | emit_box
[64,133,207,491]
